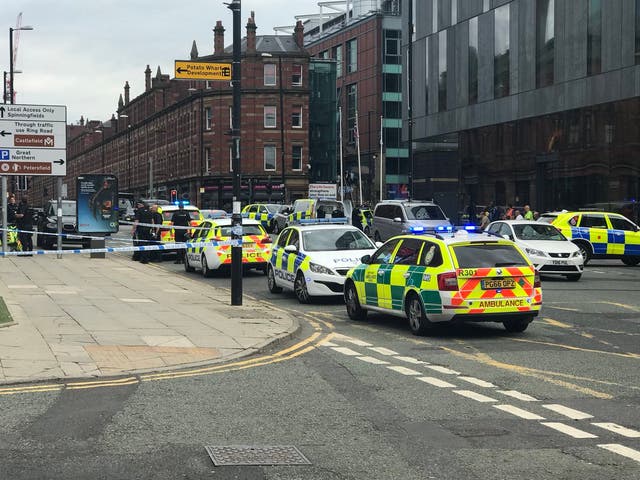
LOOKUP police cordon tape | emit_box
[0,239,241,257]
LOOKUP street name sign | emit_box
[0,103,67,176]
[174,60,232,81]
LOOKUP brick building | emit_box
[31,14,311,209]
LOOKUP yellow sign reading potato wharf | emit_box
[174,61,232,80]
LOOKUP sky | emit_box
[2,0,321,125]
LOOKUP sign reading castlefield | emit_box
[174,60,232,81]
[0,103,67,176]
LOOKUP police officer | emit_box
[149,204,164,262]
[170,203,191,264]
[132,201,153,264]
[15,195,34,254]
[7,195,18,225]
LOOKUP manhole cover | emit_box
[205,445,311,466]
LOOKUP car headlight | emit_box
[46,222,57,229]
[525,247,546,257]
[309,262,335,275]
[570,250,581,258]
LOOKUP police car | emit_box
[343,226,542,335]
[241,203,282,233]
[157,204,203,243]
[550,211,640,265]
[184,218,272,276]
[267,221,378,303]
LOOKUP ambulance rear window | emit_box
[452,243,528,268]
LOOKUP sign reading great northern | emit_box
[174,60,232,81]
[0,103,67,176]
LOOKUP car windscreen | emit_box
[265,205,280,213]
[405,205,447,220]
[219,225,264,237]
[302,229,374,251]
[452,243,529,268]
[513,223,565,241]
[55,202,76,216]
[537,215,557,224]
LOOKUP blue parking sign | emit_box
[0,149,9,161]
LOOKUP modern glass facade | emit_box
[308,60,338,183]
[536,0,555,88]
[494,5,510,98]
[587,0,602,75]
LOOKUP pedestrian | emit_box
[7,195,18,225]
[523,204,534,220]
[132,201,153,264]
[15,195,34,254]
[533,211,540,220]
[150,204,164,262]
[479,210,490,230]
[352,205,363,231]
[505,205,514,220]
[170,203,191,264]
[466,199,478,225]
[514,209,523,220]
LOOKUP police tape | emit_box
[119,220,209,230]
[0,227,191,245]
[0,240,242,257]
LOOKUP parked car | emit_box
[36,200,88,249]
[200,209,229,220]
[272,204,293,234]
[371,200,451,242]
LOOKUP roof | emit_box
[397,230,511,246]
[291,223,360,231]
[205,218,260,226]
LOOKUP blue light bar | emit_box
[297,217,348,225]
[173,200,190,206]
[435,225,454,233]
[409,226,425,234]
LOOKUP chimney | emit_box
[246,11,257,53]
[118,94,124,110]
[294,20,304,48]
[190,40,199,60]
[124,81,130,104]
[214,21,225,55]
[145,65,151,92]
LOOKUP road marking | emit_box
[356,356,390,365]
[592,423,640,438]
[367,346,398,356]
[599,301,640,312]
[45,290,78,295]
[497,390,539,402]
[598,444,640,463]
[339,337,372,347]
[493,404,546,420]
[541,422,598,439]
[319,340,338,347]
[453,390,497,403]
[387,365,422,376]
[394,356,428,365]
[542,404,593,420]
[120,298,154,303]
[426,365,460,375]
[7,284,38,289]
[543,318,573,328]
[417,377,456,388]
[508,338,640,359]
[459,376,495,388]
[546,306,581,312]
[331,346,362,356]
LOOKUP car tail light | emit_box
[260,236,272,243]
[437,272,458,291]
[534,271,541,288]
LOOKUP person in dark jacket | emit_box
[7,195,18,225]
[149,204,164,262]
[15,195,34,254]
[133,202,153,264]
[170,203,191,264]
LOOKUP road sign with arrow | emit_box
[0,103,67,176]
[174,60,232,81]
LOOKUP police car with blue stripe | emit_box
[267,219,379,303]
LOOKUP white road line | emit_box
[493,404,546,420]
[387,366,422,376]
[459,376,496,388]
[417,377,456,388]
[120,298,154,303]
[367,346,399,356]
[453,390,497,403]
[334,335,372,347]
[497,390,539,402]
[319,341,338,347]
[592,423,640,438]
[331,346,362,356]
[598,444,640,463]
[8,285,38,289]
[425,365,460,375]
[356,356,390,365]
[542,404,593,420]
[394,356,429,365]
[541,422,598,439]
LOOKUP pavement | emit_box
[0,253,299,385]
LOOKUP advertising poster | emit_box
[77,174,119,233]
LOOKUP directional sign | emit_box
[174,60,232,81]
[0,103,67,176]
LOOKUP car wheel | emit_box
[344,281,366,321]
[621,256,640,266]
[201,254,214,278]
[267,266,283,293]
[574,241,592,264]
[184,255,195,273]
[406,292,431,336]
[503,317,532,333]
[294,271,311,304]
[374,231,382,242]
[565,273,581,281]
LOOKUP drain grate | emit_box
[205,445,311,466]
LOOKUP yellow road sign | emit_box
[174,61,232,80]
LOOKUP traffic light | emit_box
[170,189,178,203]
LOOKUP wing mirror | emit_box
[360,254,371,264]
[393,217,403,223]
[284,244,298,253]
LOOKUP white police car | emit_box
[267,220,378,303]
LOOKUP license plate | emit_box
[481,278,515,290]
[243,242,255,247]
[552,260,567,265]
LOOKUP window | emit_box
[204,147,211,173]
[333,45,343,77]
[468,17,479,104]
[347,39,357,73]
[494,4,510,98]
[291,106,302,128]
[370,239,400,264]
[421,241,443,267]
[438,30,447,111]
[320,50,329,59]
[292,64,302,85]
[205,107,212,130]
[432,0,438,33]
[451,0,457,25]
[264,63,276,85]
[636,0,640,64]
[587,0,602,75]
[579,214,607,228]
[384,101,402,119]
[292,145,302,171]
[393,238,422,265]
[536,0,555,87]
[346,84,357,144]
[264,145,276,171]
[229,146,233,172]
[264,106,277,128]
[384,30,401,65]
[609,215,637,231]
[383,73,401,93]
[425,35,430,113]
[229,106,233,129]
[483,0,490,12]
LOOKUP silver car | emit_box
[371,200,451,242]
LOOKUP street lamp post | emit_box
[9,25,33,104]
[188,86,205,206]
[3,70,21,104]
